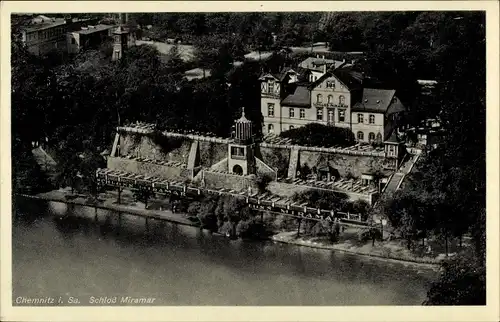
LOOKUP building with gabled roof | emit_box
[259,57,407,154]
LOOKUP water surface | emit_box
[12,200,435,305]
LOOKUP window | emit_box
[369,114,375,124]
[369,132,375,142]
[339,95,345,106]
[299,109,305,119]
[71,38,76,44]
[289,108,294,118]
[289,125,294,130]
[317,94,322,103]
[268,81,274,94]
[357,131,364,141]
[268,124,274,133]
[267,104,275,117]
[231,146,245,157]
[327,109,334,122]
[376,133,383,143]
[358,113,364,123]
[317,108,323,120]
[326,81,335,89]
[338,110,345,122]
[328,95,333,104]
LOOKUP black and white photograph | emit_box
[1,1,499,321]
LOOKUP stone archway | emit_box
[232,164,243,175]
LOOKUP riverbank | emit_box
[17,189,443,269]
[272,231,442,270]
[17,189,199,229]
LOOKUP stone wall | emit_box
[198,141,228,168]
[107,157,191,182]
[118,133,192,163]
[298,150,396,178]
[199,170,258,192]
[267,181,377,204]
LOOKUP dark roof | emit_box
[281,84,311,108]
[73,24,114,35]
[384,130,401,144]
[352,88,397,113]
[114,25,129,34]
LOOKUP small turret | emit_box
[234,107,253,143]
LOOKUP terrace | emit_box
[261,133,386,157]
[278,176,379,196]
[117,122,230,144]
[120,154,187,169]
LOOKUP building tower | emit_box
[228,107,256,176]
[111,25,129,61]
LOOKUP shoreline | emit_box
[271,232,441,270]
[16,191,441,270]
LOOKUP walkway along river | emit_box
[12,197,436,306]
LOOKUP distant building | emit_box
[66,24,114,54]
[111,26,129,61]
[260,58,406,153]
[244,51,274,62]
[298,55,346,82]
[20,15,99,56]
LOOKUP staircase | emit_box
[287,147,300,179]
[383,153,421,195]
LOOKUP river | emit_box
[12,199,435,306]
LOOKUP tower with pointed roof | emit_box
[227,107,256,176]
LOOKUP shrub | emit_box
[292,189,349,211]
[280,123,355,147]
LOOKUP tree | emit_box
[423,252,485,305]
[280,123,355,147]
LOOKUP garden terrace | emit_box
[121,154,187,169]
[279,176,379,195]
[96,168,366,224]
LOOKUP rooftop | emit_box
[22,16,66,33]
[309,65,363,90]
[352,88,397,114]
[73,24,114,35]
[281,84,311,108]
